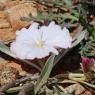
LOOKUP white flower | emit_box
[10,21,72,59]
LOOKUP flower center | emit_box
[36,39,45,48]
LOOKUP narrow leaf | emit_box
[72,30,87,47]
[35,55,55,94]
[0,42,16,58]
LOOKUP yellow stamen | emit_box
[36,39,44,48]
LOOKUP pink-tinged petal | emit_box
[82,57,90,73]
[82,57,95,73]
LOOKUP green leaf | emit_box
[63,0,72,6]
[0,42,16,58]
[6,86,22,93]
[72,30,87,47]
[35,55,55,94]
[61,13,78,22]
[92,27,95,40]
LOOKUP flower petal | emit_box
[10,42,31,59]
[45,27,72,48]
[10,21,72,60]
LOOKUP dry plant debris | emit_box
[0,0,95,95]
[0,0,37,41]
[0,62,19,85]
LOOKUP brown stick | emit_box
[0,74,39,92]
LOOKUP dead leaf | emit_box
[0,11,7,19]
[5,3,37,30]
[0,19,10,28]
[0,3,5,11]
[0,28,15,41]
[0,68,19,85]
[0,61,19,85]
